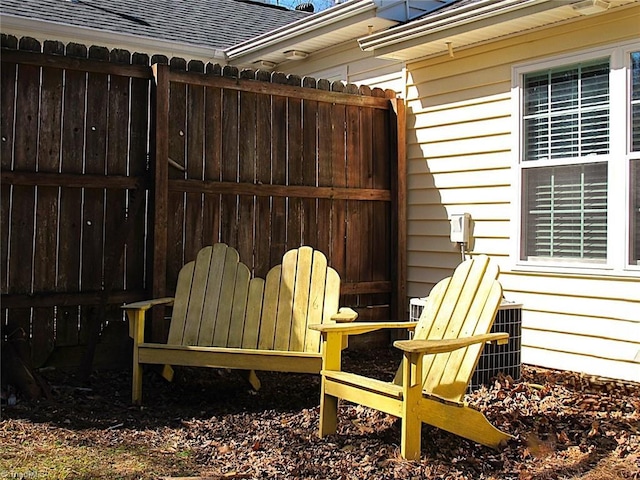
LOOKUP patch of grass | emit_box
[0,424,196,479]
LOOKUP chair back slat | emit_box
[395,256,502,402]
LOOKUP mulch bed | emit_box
[1,347,639,479]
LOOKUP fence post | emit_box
[390,95,407,322]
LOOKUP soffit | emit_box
[363,0,639,61]
[228,16,397,67]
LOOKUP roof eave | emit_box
[225,0,378,62]
[357,0,556,56]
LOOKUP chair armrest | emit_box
[121,297,175,311]
[393,332,509,354]
[330,307,358,323]
[310,321,417,336]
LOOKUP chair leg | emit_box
[319,384,338,438]
[400,413,422,461]
[419,397,513,449]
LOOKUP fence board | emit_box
[287,74,303,250]
[344,101,361,307]
[316,79,333,259]
[255,70,273,278]
[220,67,240,250]
[79,46,110,345]
[329,83,347,284]
[203,77,222,249]
[238,69,257,267]
[167,58,187,293]
[126,52,151,293]
[184,61,206,262]
[31,40,64,366]
[56,43,87,347]
[270,72,288,265]
[104,49,132,294]
[302,77,319,249]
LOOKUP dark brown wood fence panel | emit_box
[2,41,405,367]
[2,39,152,367]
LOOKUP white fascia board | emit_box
[0,14,226,62]
[225,0,377,60]
[358,0,553,53]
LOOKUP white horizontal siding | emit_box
[404,7,640,382]
[522,348,640,384]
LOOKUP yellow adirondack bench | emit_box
[310,255,513,460]
[123,243,357,404]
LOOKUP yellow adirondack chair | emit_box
[123,243,357,404]
[310,255,513,460]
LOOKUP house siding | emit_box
[405,6,640,382]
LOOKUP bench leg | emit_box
[161,364,174,382]
[132,361,143,405]
[246,370,261,390]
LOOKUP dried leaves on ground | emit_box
[1,347,638,479]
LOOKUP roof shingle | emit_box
[0,0,309,49]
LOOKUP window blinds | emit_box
[524,163,608,260]
[524,60,610,161]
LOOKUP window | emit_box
[517,43,640,272]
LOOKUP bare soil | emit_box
[1,347,639,479]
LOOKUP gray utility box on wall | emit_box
[409,297,523,391]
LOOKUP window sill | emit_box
[508,262,640,280]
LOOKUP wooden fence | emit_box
[0,35,406,370]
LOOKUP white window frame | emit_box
[511,40,640,277]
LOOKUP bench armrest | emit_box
[393,332,509,354]
[330,307,358,323]
[123,297,175,341]
[310,321,417,336]
[122,297,175,311]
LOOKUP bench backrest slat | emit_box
[167,244,339,354]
